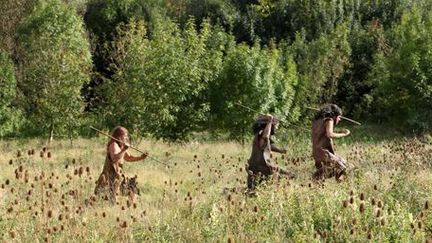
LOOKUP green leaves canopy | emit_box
[100,19,222,140]
[17,0,92,137]
[0,52,22,136]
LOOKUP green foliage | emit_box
[369,7,432,132]
[0,52,22,137]
[210,41,299,140]
[84,0,162,37]
[3,0,432,138]
[288,23,351,112]
[250,0,347,43]
[16,0,92,138]
[0,0,37,53]
[99,19,222,140]
[183,0,239,29]
[335,21,388,119]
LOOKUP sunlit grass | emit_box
[1,130,432,241]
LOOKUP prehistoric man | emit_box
[312,104,353,181]
[94,126,148,203]
[246,114,296,193]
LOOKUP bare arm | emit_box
[124,151,148,162]
[325,119,350,139]
[259,115,273,148]
[270,143,287,154]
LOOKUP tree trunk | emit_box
[68,120,73,147]
[49,125,54,145]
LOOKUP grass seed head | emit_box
[378,201,383,208]
[380,218,386,226]
[360,202,365,213]
[376,209,382,217]
[343,200,348,208]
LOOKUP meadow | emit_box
[1,126,432,242]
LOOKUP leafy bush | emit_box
[0,52,22,136]
[16,0,92,140]
[369,7,432,132]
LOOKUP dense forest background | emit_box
[1,0,431,141]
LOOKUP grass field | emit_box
[1,127,432,242]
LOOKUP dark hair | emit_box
[314,104,342,121]
[252,116,278,135]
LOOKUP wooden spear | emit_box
[90,126,170,167]
[304,106,361,125]
[234,101,309,132]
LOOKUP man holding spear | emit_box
[246,114,296,194]
[311,104,355,181]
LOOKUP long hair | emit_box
[252,115,279,135]
[314,104,342,121]
[107,126,128,149]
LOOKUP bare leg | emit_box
[270,164,296,179]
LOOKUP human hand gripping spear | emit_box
[90,126,170,167]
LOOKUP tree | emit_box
[182,0,239,30]
[99,19,223,140]
[369,7,432,132]
[288,24,351,114]
[335,20,388,118]
[209,41,298,140]
[0,52,22,137]
[17,0,92,142]
[0,0,37,54]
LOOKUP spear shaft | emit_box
[234,101,309,132]
[90,126,169,167]
[304,107,362,125]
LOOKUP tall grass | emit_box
[1,129,432,242]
